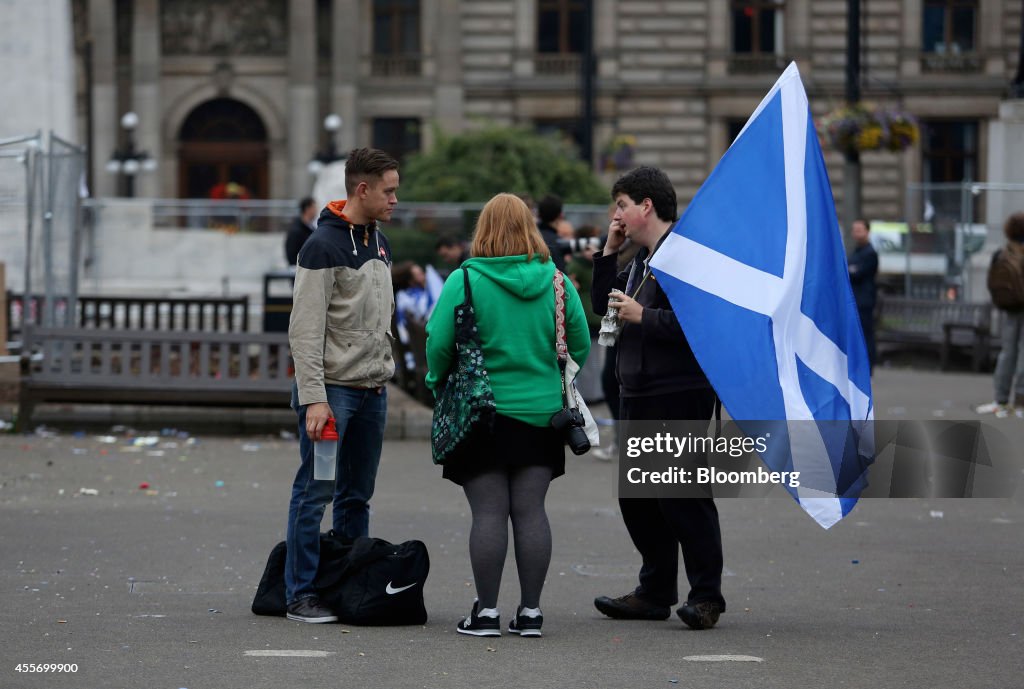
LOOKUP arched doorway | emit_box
[178,98,269,199]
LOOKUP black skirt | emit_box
[442,413,566,486]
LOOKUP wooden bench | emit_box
[6,292,250,340]
[875,296,995,371]
[16,326,291,432]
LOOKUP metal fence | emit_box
[0,132,85,332]
[890,182,1024,302]
[140,198,612,237]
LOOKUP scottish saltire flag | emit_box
[649,62,874,529]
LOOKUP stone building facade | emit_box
[73,0,1022,221]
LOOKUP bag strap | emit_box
[553,271,568,365]
[553,271,579,413]
[461,267,473,307]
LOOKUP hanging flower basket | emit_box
[819,103,919,156]
[600,134,636,172]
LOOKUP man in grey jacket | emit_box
[284,147,399,623]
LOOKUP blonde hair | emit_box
[471,193,551,261]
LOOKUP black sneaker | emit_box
[594,591,671,620]
[676,600,722,630]
[456,600,500,637]
[508,606,543,637]
[286,596,338,624]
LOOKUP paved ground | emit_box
[1,366,1022,689]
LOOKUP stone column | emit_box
[289,0,318,198]
[331,0,359,153]
[433,0,464,135]
[900,0,922,77]
[131,0,161,198]
[513,0,533,79]
[89,0,117,197]
[706,0,728,79]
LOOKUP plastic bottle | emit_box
[313,417,339,481]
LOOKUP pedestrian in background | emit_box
[536,194,569,273]
[284,148,399,624]
[434,235,470,277]
[426,193,590,638]
[284,196,318,266]
[977,211,1024,418]
[847,218,878,373]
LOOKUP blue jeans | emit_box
[285,383,387,603]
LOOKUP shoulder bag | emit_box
[430,268,497,465]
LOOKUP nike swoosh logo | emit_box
[385,581,417,595]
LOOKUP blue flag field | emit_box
[649,62,874,529]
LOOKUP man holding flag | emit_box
[591,166,726,631]
[648,62,873,530]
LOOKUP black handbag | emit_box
[430,268,497,465]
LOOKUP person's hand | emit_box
[608,290,643,324]
[604,219,625,254]
[305,402,333,441]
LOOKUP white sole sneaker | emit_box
[508,626,542,637]
[456,624,500,637]
[976,402,1006,415]
[286,612,338,623]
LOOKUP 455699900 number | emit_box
[15,664,78,673]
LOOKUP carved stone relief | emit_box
[161,0,287,56]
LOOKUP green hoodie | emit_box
[426,255,591,427]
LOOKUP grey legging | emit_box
[462,465,553,610]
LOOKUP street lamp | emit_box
[307,113,344,176]
[105,111,156,197]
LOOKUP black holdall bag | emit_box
[251,533,429,626]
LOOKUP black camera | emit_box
[556,236,602,255]
[551,407,591,455]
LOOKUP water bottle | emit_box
[313,417,339,481]
[598,289,623,347]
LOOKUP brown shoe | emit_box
[676,600,721,629]
[594,592,670,620]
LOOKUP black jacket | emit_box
[847,243,878,311]
[285,216,315,266]
[591,235,710,397]
[537,222,567,273]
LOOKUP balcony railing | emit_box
[370,54,422,77]
[534,53,581,76]
[920,52,983,73]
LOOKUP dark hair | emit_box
[1005,212,1024,241]
[435,235,465,250]
[853,218,870,231]
[391,260,416,291]
[611,166,677,223]
[299,196,315,213]
[537,194,563,224]
[345,147,399,195]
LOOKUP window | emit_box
[730,1,785,73]
[372,0,420,76]
[922,0,976,54]
[537,0,584,54]
[372,118,421,164]
[922,120,978,184]
[731,1,784,55]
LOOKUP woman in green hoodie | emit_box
[426,193,591,638]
